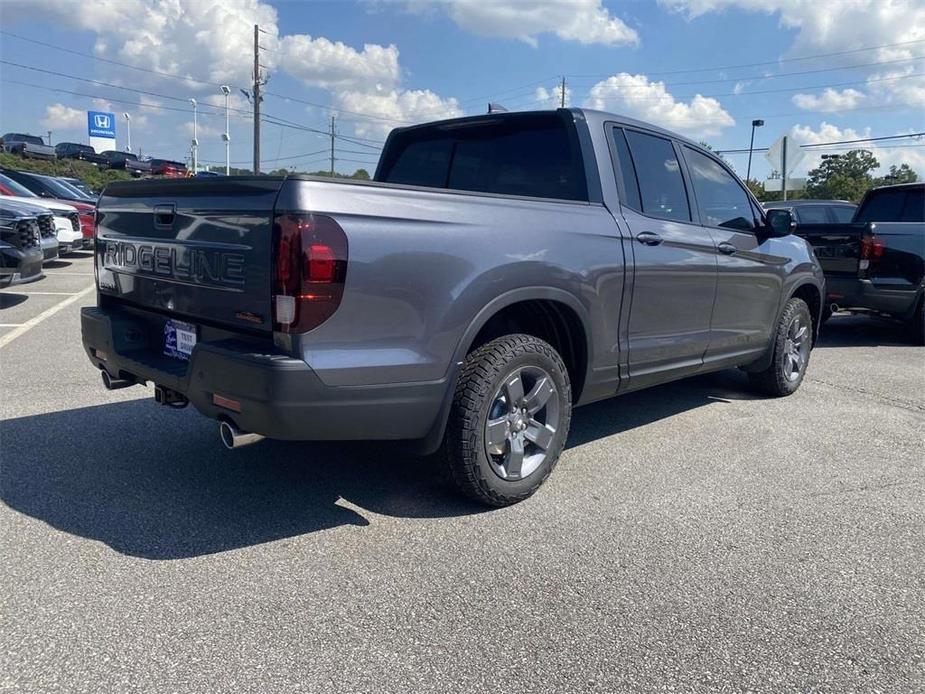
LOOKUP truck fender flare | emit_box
[413,286,592,456]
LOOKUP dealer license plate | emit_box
[164,319,197,360]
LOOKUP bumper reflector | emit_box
[213,393,242,413]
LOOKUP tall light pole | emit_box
[746,118,764,183]
[189,98,198,174]
[123,113,131,153]
[221,85,231,175]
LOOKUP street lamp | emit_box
[220,85,231,175]
[123,113,131,153]
[746,119,764,183]
[189,98,198,174]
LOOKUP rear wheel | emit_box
[911,297,925,346]
[441,334,572,506]
[749,297,813,397]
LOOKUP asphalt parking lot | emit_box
[1,253,923,693]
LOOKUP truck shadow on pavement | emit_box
[1,370,760,561]
[815,314,914,348]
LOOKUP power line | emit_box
[566,53,925,90]
[566,38,925,78]
[715,131,925,154]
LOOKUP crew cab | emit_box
[82,109,824,505]
[792,183,924,342]
[0,133,56,160]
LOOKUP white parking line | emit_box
[11,292,78,296]
[42,272,96,276]
[0,324,24,327]
[0,285,95,349]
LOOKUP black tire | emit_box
[749,297,813,397]
[441,334,572,506]
[819,303,833,326]
[911,297,925,346]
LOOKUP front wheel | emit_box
[748,297,813,397]
[441,334,572,506]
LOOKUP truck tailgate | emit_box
[96,178,283,332]
[794,222,868,277]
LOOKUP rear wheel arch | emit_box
[417,288,591,457]
[452,288,591,404]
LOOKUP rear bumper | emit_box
[81,305,448,442]
[825,276,922,318]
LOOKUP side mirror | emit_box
[765,209,794,237]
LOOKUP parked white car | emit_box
[0,194,83,254]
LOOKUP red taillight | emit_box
[272,213,348,333]
[80,213,95,238]
[860,234,886,260]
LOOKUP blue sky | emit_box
[1,0,923,180]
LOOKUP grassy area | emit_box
[0,152,133,191]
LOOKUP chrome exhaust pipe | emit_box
[101,370,135,390]
[219,421,265,449]
[830,303,840,314]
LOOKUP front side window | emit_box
[624,130,690,222]
[683,146,756,231]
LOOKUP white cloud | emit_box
[788,121,925,176]
[535,84,571,108]
[792,88,866,112]
[585,73,735,136]
[415,0,639,47]
[279,35,401,92]
[336,89,463,139]
[4,0,281,90]
[40,103,85,130]
[661,0,925,105]
[179,121,222,140]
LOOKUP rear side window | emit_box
[624,130,690,222]
[900,188,924,222]
[377,114,587,201]
[831,205,856,223]
[855,188,908,223]
[682,145,756,230]
[610,127,641,212]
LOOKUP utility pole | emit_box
[560,76,566,108]
[746,118,763,183]
[329,115,336,176]
[253,24,261,175]
[781,135,788,202]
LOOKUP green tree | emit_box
[874,163,919,187]
[805,149,879,202]
[350,168,370,180]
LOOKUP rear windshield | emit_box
[376,113,587,201]
[856,187,924,223]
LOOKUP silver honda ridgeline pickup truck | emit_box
[82,109,823,506]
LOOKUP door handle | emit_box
[153,203,176,229]
[717,242,737,255]
[635,232,663,246]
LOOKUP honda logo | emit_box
[94,114,112,129]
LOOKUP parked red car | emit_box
[149,159,189,178]
[0,172,95,245]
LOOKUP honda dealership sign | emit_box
[87,110,116,153]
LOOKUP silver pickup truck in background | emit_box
[82,109,824,505]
